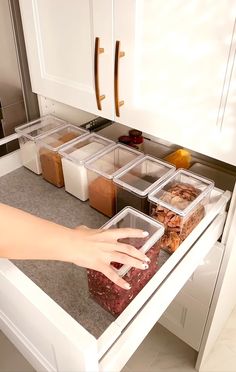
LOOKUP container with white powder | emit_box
[59,134,114,201]
[15,115,67,174]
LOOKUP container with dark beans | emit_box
[114,155,175,215]
[87,207,164,316]
[148,169,214,254]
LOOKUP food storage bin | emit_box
[59,134,115,201]
[114,155,175,214]
[15,115,67,174]
[148,169,214,254]
[87,206,165,316]
[38,124,87,187]
[85,144,143,217]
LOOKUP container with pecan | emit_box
[148,169,214,254]
[87,207,164,316]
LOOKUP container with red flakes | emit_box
[87,207,165,316]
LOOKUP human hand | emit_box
[69,226,150,290]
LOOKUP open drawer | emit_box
[0,136,231,372]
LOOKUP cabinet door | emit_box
[114,0,236,159]
[158,242,224,350]
[19,0,114,119]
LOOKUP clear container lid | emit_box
[101,206,165,277]
[113,155,175,197]
[15,115,68,140]
[58,133,115,164]
[37,124,87,152]
[148,169,214,217]
[85,143,143,179]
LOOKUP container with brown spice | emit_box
[38,124,87,187]
[148,169,214,254]
[114,155,175,214]
[87,206,165,316]
[15,115,68,174]
[85,144,143,217]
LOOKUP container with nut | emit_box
[114,155,175,215]
[87,206,165,316]
[148,169,214,254]
[59,134,115,201]
[85,144,143,217]
[15,115,68,174]
[38,124,87,187]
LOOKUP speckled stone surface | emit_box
[0,167,115,338]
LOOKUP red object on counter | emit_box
[128,129,144,151]
[118,135,133,145]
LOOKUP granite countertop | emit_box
[0,167,115,338]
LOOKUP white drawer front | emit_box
[159,292,209,351]
[183,242,224,306]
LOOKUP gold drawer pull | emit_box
[114,41,125,117]
[94,37,105,110]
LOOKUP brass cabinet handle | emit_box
[114,41,125,117]
[94,37,105,110]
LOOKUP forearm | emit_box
[0,203,150,289]
[0,203,74,262]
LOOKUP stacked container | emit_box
[114,155,175,214]
[85,144,143,217]
[38,124,87,187]
[59,134,115,201]
[148,169,214,254]
[15,115,67,174]
[87,206,165,316]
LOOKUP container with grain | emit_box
[15,115,67,174]
[87,207,165,316]
[59,134,114,201]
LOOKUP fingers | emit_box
[97,228,149,242]
[111,252,149,270]
[101,266,131,290]
[114,242,150,263]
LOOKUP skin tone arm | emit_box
[0,203,150,290]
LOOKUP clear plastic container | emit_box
[85,144,143,217]
[15,115,68,174]
[38,124,87,187]
[59,134,115,201]
[114,155,175,214]
[87,206,165,316]
[148,169,214,254]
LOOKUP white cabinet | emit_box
[114,0,236,165]
[19,0,114,118]
[19,0,236,165]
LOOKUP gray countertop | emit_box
[0,167,115,338]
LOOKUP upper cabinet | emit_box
[114,0,236,163]
[19,0,236,165]
[19,0,114,119]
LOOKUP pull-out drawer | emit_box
[0,145,231,372]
